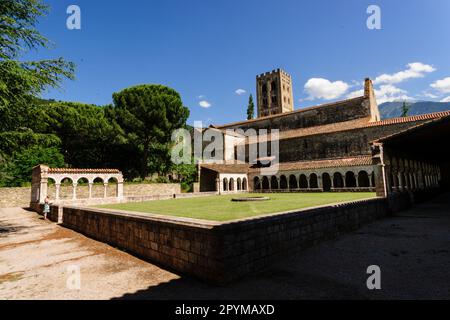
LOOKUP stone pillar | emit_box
[55,183,61,201]
[355,173,359,188]
[72,183,78,200]
[103,183,108,198]
[317,175,323,190]
[88,183,93,198]
[215,178,220,194]
[117,181,124,199]
[398,173,404,191]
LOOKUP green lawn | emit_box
[97,192,377,222]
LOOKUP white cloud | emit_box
[304,78,349,100]
[440,96,450,103]
[374,62,436,85]
[198,95,206,99]
[421,92,439,99]
[346,84,414,104]
[199,100,211,108]
[235,89,246,96]
[431,77,450,93]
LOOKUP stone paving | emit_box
[1,193,450,300]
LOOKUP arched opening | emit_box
[223,178,228,191]
[309,173,318,189]
[322,173,331,192]
[242,178,247,191]
[254,177,261,190]
[59,177,74,199]
[262,176,270,190]
[299,174,308,189]
[289,175,298,189]
[345,172,357,188]
[280,175,288,190]
[271,176,278,190]
[358,171,370,188]
[92,177,104,198]
[77,177,89,199]
[237,178,242,191]
[107,177,118,197]
[229,178,235,191]
[333,173,344,188]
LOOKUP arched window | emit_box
[280,175,288,189]
[345,172,357,188]
[309,173,318,189]
[358,171,370,188]
[271,176,278,190]
[299,174,308,189]
[229,178,235,191]
[322,173,332,192]
[289,175,298,189]
[333,173,344,188]
[254,177,261,190]
[262,176,270,190]
[242,178,247,191]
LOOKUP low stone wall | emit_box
[33,194,412,284]
[0,183,181,208]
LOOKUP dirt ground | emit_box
[1,193,450,300]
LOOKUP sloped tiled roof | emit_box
[200,156,373,174]
[48,168,120,174]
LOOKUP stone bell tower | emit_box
[256,68,294,118]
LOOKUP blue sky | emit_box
[25,0,450,126]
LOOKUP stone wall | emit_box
[0,183,181,208]
[33,194,412,284]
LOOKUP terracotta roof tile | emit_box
[48,168,121,174]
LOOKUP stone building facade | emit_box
[256,69,294,117]
[200,70,450,196]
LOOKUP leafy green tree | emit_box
[6,145,65,187]
[247,94,255,120]
[112,85,190,179]
[0,0,75,131]
[401,101,411,117]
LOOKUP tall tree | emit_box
[0,0,75,131]
[401,101,411,117]
[112,85,190,179]
[247,94,255,120]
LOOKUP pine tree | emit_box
[401,101,411,117]
[247,94,255,120]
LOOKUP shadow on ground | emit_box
[112,193,450,300]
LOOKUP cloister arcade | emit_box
[31,165,124,204]
[251,166,376,192]
[218,173,248,193]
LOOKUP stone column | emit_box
[398,173,404,191]
[215,178,220,194]
[317,175,323,190]
[355,173,359,188]
[103,183,108,198]
[88,183,93,198]
[72,183,78,200]
[55,183,61,201]
[39,179,48,203]
[117,181,124,199]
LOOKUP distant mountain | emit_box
[379,101,450,119]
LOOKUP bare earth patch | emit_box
[0,207,179,300]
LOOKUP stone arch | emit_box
[229,178,235,191]
[322,173,332,192]
[46,177,57,200]
[309,173,318,189]
[237,178,242,191]
[254,177,261,190]
[289,175,298,189]
[59,177,74,199]
[107,177,119,197]
[271,176,278,190]
[242,178,247,191]
[262,176,270,190]
[333,172,344,188]
[92,177,105,198]
[345,171,357,188]
[223,178,228,191]
[358,171,370,188]
[280,175,288,190]
[77,177,90,199]
[299,174,308,189]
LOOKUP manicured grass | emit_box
[97,192,377,222]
